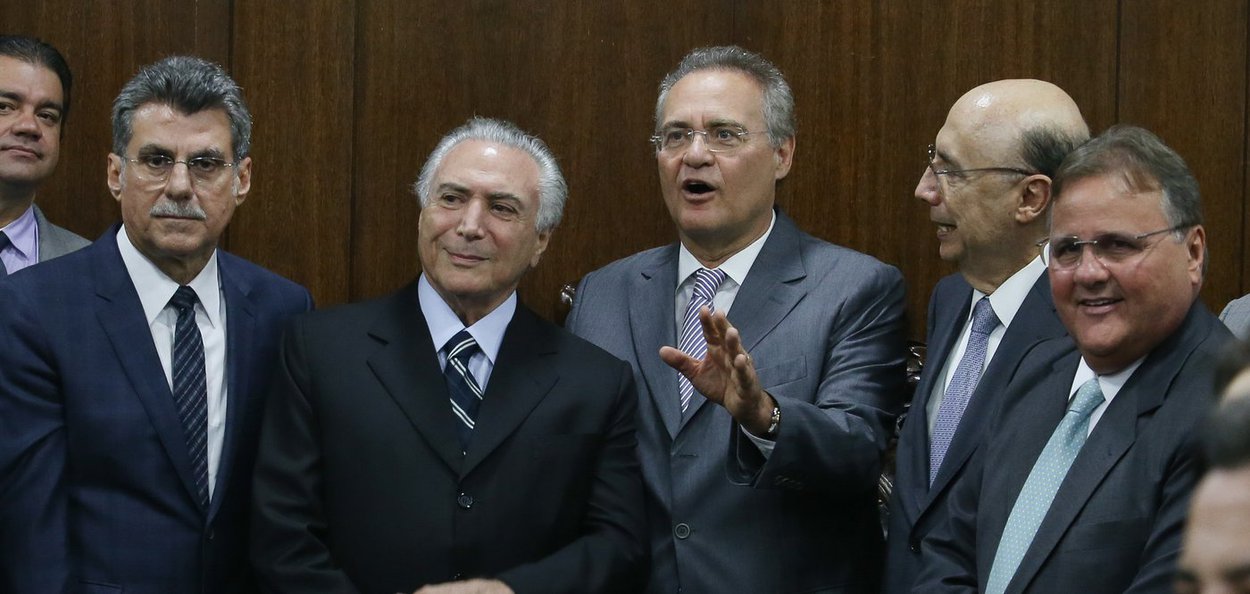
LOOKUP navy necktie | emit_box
[444,330,483,451]
[929,297,1000,485]
[169,286,209,507]
[0,231,11,276]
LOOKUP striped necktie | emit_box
[169,286,209,507]
[677,267,727,415]
[444,330,483,451]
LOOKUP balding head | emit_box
[917,79,1089,293]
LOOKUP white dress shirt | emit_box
[926,257,1046,438]
[1068,356,1144,436]
[116,226,227,499]
[418,272,515,390]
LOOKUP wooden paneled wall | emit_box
[5,0,1248,339]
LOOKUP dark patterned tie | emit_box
[677,268,728,415]
[444,330,483,451]
[928,297,999,485]
[169,286,209,507]
[0,231,11,276]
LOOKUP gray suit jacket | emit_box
[1218,294,1250,340]
[33,205,89,262]
[566,211,907,594]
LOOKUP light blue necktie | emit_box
[677,268,727,415]
[985,377,1105,594]
[929,297,999,485]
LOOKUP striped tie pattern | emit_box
[929,297,1000,485]
[677,268,728,414]
[169,286,209,508]
[444,330,483,450]
[985,377,1105,594]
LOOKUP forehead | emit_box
[935,97,1017,165]
[661,69,766,126]
[0,55,63,103]
[433,140,540,203]
[1051,172,1168,231]
[127,103,233,153]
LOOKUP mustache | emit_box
[149,200,207,221]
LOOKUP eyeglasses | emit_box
[1038,225,1190,270]
[123,154,237,187]
[927,144,1035,178]
[651,126,763,153]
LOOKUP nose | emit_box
[163,161,194,198]
[1070,245,1111,284]
[11,108,42,138]
[682,133,715,167]
[456,199,486,239]
[915,166,942,206]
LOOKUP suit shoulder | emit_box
[795,230,902,281]
[218,251,310,301]
[580,244,671,284]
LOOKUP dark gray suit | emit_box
[1218,294,1250,340]
[33,205,89,262]
[915,302,1231,593]
[883,272,1065,593]
[567,211,907,593]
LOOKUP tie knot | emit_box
[445,330,479,365]
[1069,377,1105,417]
[970,297,1001,336]
[691,268,727,302]
[169,286,199,313]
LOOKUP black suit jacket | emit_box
[251,281,647,594]
[883,272,1065,593]
[914,301,1232,593]
[0,225,312,594]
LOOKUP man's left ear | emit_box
[233,156,253,205]
[529,230,551,268]
[1015,175,1052,224]
[1187,225,1207,282]
[774,137,795,181]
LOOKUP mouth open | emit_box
[682,179,717,197]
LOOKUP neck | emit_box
[680,222,769,269]
[0,184,35,228]
[960,245,1038,295]
[152,253,211,286]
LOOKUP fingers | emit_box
[659,345,700,376]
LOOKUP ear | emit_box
[1186,224,1206,285]
[1014,175,1052,224]
[529,230,552,268]
[107,154,124,201]
[773,136,795,181]
[232,156,253,206]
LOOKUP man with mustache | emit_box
[0,55,311,594]
[567,45,906,593]
[915,125,1232,593]
[0,35,88,274]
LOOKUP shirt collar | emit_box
[115,225,222,328]
[677,209,776,288]
[971,256,1046,330]
[417,273,515,365]
[1071,355,1146,402]
[1,205,39,260]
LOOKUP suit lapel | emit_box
[631,246,683,439]
[209,255,255,521]
[91,235,205,507]
[462,306,559,475]
[366,284,466,473]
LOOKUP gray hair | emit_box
[1019,126,1089,180]
[412,117,566,233]
[1053,125,1202,232]
[655,45,795,147]
[112,56,252,160]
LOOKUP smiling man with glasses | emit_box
[568,45,907,593]
[916,125,1232,593]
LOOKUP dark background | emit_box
[5,0,1247,339]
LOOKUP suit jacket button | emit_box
[457,493,473,509]
[674,522,691,539]
[453,573,465,580]
[909,542,920,553]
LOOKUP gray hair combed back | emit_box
[111,56,252,160]
[1053,124,1202,232]
[655,45,796,147]
[413,117,567,233]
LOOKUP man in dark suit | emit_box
[915,125,1231,593]
[251,117,646,594]
[0,35,88,273]
[566,46,906,593]
[882,79,1089,593]
[0,56,312,594]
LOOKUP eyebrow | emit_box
[436,182,527,205]
[0,89,65,115]
[135,144,228,160]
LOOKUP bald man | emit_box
[882,79,1090,593]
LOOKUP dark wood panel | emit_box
[229,0,356,304]
[0,0,231,242]
[351,0,735,321]
[1120,0,1247,314]
[735,0,1119,340]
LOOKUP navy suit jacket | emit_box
[914,301,1231,593]
[0,225,312,594]
[883,272,1065,593]
[567,211,907,593]
[250,282,647,594]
